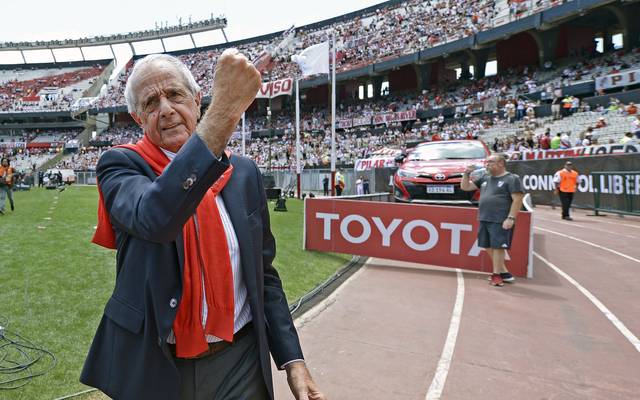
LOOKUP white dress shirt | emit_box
[161,149,251,344]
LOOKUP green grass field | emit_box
[0,186,350,400]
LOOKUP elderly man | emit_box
[461,154,524,287]
[81,52,326,400]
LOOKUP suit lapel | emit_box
[221,157,257,289]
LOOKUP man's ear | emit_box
[131,112,143,127]
[195,92,203,119]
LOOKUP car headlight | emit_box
[397,169,418,178]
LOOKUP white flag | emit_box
[291,41,330,77]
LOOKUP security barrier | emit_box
[591,171,640,216]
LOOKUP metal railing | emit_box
[591,171,640,216]
[74,171,98,185]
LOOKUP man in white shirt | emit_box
[81,53,326,400]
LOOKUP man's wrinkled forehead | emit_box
[134,62,188,93]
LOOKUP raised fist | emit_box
[209,48,262,121]
[197,48,262,155]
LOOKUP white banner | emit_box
[338,112,413,130]
[354,157,397,171]
[354,147,402,171]
[371,110,417,125]
[515,143,640,160]
[353,116,372,127]
[595,68,640,91]
[0,141,26,149]
[256,78,294,99]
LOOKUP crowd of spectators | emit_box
[3,0,640,181]
[290,0,497,74]
[5,94,637,173]
[93,38,640,138]
[54,148,104,171]
[0,147,59,172]
[81,114,490,171]
[225,124,419,170]
[91,125,142,145]
[489,96,640,156]
[0,65,105,112]
[0,1,618,116]
[93,0,576,110]
[0,128,81,146]
[542,47,640,91]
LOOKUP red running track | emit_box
[272,206,640,399]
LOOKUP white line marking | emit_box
[535,227,640,264]
[536,207,640,229]
[600,220,640,230]
[534,252,640,353]
[425,269,465,400]
[535,217,639,240]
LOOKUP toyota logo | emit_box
[434,173,446,181]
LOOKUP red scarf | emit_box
[92,135,235,358]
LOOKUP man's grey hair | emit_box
[124,54,201,114]
[489,153,508,165]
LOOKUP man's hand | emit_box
[460,164,478,192]
[502,218,514,230]
[464,164,476,174]
[197,48,262,156]
[285,361,327,400]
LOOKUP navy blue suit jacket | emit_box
[80,134,303,399]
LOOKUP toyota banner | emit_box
[305,199,533,277]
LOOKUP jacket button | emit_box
[169,298,178,308]
[182,177,194,190]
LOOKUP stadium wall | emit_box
[496,32,540,72]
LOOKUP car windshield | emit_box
[408,142,487,161]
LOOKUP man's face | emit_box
[131,63,201,152]
[1,159,8,167]
[565,163,573,171]
[485,156,504,176]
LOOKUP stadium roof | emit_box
[0,15,228,63]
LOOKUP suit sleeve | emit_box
[253,163,305,368]
[97,134,230,244]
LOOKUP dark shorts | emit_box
[478,221,513,249]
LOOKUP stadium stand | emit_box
[92,0,576,109]
[0,64,107,112]
[3,0,640,174]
